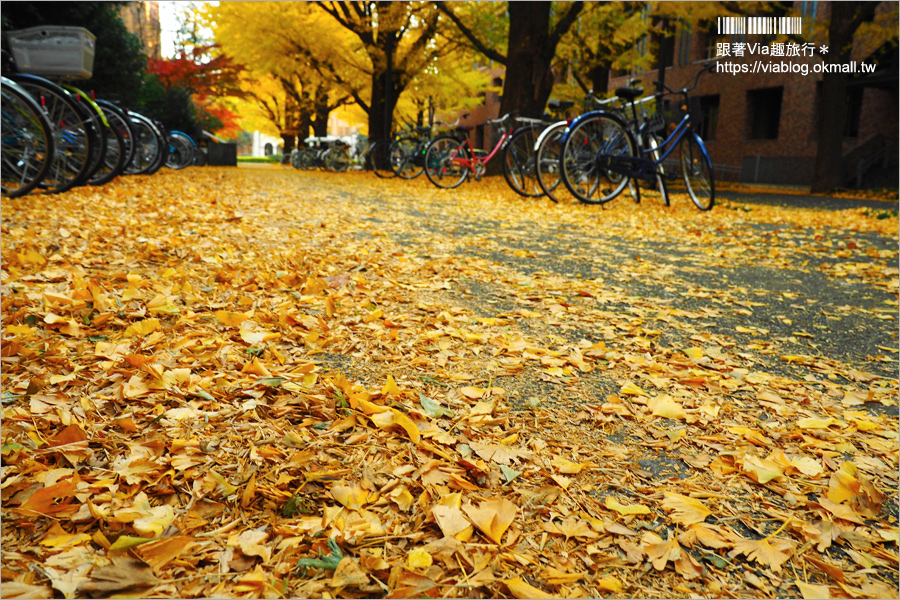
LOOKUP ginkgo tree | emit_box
[204,1,358,150]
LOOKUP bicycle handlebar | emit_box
[654,62,714,98]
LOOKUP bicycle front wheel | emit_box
[561,111,635,205]
[391,138,424,179]
[424,135,469,189]
[1,77,55,198]
[12,74,94,194]
[681,132,714,211]
[367,139,394,178]
[503,125,543,197]
[535,120,576,203]
[324,147,350,172]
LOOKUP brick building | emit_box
[608,2,898,188]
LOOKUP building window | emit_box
[264,143,273,156]
[844,87,863,138]
[747,87,783,140]
[697,95,720,140]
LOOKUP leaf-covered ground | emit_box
[2,166,898,599]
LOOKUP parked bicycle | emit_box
[423,112,545,197]
[295,136,351,172]
[389,124,432,179]
[560,63,716,210]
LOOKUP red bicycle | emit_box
[423,112,544,196]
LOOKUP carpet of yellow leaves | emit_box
[1,167,897,599]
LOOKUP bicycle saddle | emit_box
[615,86,643,101]
[548,99,575,111]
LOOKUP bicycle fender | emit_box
[560,109,630,146]
[532,120,568,152]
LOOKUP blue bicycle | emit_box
[560,63,716,211]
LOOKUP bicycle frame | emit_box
[449,129,512,172]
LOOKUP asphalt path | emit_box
[325,174,900,414]
[719,189,899,211]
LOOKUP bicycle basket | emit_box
[6,26,96,79]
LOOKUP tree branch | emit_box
[548,1,584,49]
[434,1,507,64]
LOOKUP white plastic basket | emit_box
[6,26,96,79]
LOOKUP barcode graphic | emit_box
[717,17,802,35]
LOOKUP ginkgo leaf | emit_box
[418,392,452,418]
[368,409,420,443]
[541,566,582,584]
[605,497,651,516]
[728,537,795,572]
[330,484,369,510]
[215,310,249,326]
[108,535,155,552]
[463,499,517,544]
[460,386,485,399]
[387,486,414,511]
[620,381,649,396]
[683,523,735,549]
[500,464,522,484]
[596,576,624,592]
[827,462,861,504]
[133,504,175,538]
[796,582,832,600]
[381,374,401,396]
[683,347,703,360]
[431,505,474,541]
[788,455,824,477]
[123,318,161,338]
[797,417,841,429]
[504,577,555,599]
[662,492,712,525]
[40,523,91,549]
[643,533,703,578]
[551,456,594,474]
[649,395,686,420]
[543,519,600,541]
[742,455,784,484]
[406,548,433,569]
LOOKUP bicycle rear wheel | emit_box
[681,132,714,211]
[12,74,94,194]
[424,135,469,189]
[367,139,394,178]
[561,111,635,205]
[503,125,543,197]
[165,130,196,169]
[1,77,55,198]
[144,119,169,175]
[93,100,135,185]
[61,85,108,186]
[124,112,164,175]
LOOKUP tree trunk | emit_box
[281,134,295,155]
[809,3,878,193]
[312,86,330,137]
[498,2,556,120]
[368,36,399,141]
